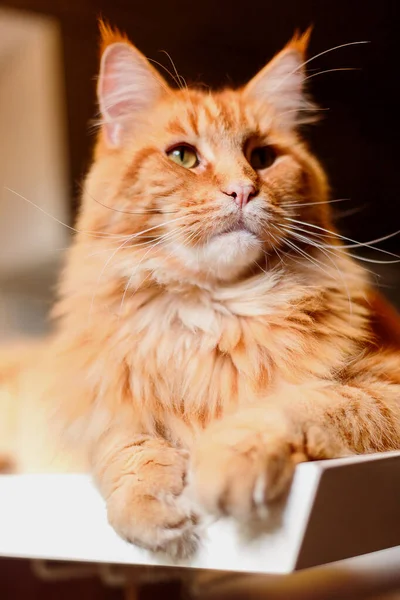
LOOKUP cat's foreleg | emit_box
[189,379,400,519]
[92,427,199,556]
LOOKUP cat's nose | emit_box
[222,182,257,208]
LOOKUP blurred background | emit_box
[0,0,399,341]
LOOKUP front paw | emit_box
[106,448,199,558]
[189,410,308,520]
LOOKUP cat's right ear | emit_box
[97,24,168,147]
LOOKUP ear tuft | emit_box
[286,26,313,57]
[98,19,129,56]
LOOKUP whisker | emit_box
[283,198,350,208]
[280,224,394,274]
[268,232,288,269]
[89,215,188,318]
[79,184,178,216]
[118,228,183,317]
[272,225,331,276]
[89,235,137,320]
[85,234,178,258]
[285,218,400,259]
[325,231,400,253]
[294,41,369,75]
[280,226,353,312]
[121,228,194,312]
[334,205,366,220]
[4,187,133,240]
[157,49,199,114]
[160,50,187,90]
[281,105,330,113]
[271,40,369,98]
[147,57,186,89]
[304,67,360,82]
[346,254,400,265]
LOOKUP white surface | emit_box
[0,453,399,575]
[0,466,320,574]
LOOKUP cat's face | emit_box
[83,26,329,283]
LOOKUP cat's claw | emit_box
[188,414,303,520]
[151,520,200,559]
[110,494,200,559]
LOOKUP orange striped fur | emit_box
[0,24,399,556]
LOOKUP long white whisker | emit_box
[122,228,196,311]
[160,50,187,90]
[285,218,400,259]
[280,224,391,275]
[124,214,188,242]
[85,234,177,258]
[89,236,136,320]
[304,67,360,81]
[299,41,369,70]
[326,232,400,252]
[118,228,183,317]
[4,187,133,240]
[272,225,330,275]
[268,232,287,269]
[147,57,185,89]
[284,198,350,208]
[278,107,330,119]
[347,254,400,265]
[80,184,178,216]
[89,215,187,319]
[271,41,369,97]
[281,226,353,312]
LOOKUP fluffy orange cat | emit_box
[1,23,400,557]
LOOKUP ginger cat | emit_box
[1,23,399,557]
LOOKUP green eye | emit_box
[167,145,199,169]
[249,146,276,170]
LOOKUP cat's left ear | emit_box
[97,21,169,147]
[243,29,315,129]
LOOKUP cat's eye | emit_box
[167,145,199,169]
[249,146,276,170]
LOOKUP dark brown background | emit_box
[0,558,182,599]
[3,0,400,251]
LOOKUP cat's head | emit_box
[81,23,330,284]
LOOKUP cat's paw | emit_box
[106,448,199,558]
[188,410,307,520]
[189,409,347,520]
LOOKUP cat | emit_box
[1,22,399,558]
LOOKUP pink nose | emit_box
[222,182,257,208]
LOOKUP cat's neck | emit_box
[56,237,368,332]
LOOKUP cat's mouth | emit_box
[219,217,253,236]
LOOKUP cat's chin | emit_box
[176,230,264,280]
